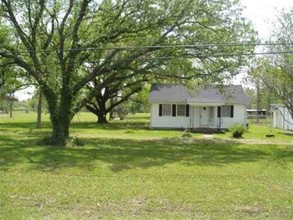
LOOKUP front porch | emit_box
[189,105,221,129]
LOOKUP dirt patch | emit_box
[203,134,214,139]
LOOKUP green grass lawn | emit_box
[0,112,292,219]
[215,122,293,143]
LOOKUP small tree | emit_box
[4,94,18,117]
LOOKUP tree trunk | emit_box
[36,90,42,128]
[50,120,70,146]
[85,97,109,124]
[46,86,72,146]
[9,101,13,118]
[97,111,108,123]
[109,98,114,120]
[85,104,109,124]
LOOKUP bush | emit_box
[230,123,246,138]
[181,131,193,139]
[114,106,128,120]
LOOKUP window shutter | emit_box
[230,105,234,118]
[186,105,190,117]
[159,104,162,116]
[172,104,176,117]
[217,106,221,117]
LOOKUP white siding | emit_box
[150,103,190,128]
[192,105,246,129]
[220,104,247,129]
[273,106,293,131]
[150,103,247,129]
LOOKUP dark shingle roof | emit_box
[148,84,249,105]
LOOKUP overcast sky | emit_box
[241,0,293,39]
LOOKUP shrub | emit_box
[230,123,246,138]
[181,131,193,139]
[114,106,128,120]
[71,136,85,147]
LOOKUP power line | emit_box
[5,50,292,67]
[1,42,293,55]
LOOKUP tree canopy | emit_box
[0,0,256,145]
[0,58,24,99]
[257,8,293,118]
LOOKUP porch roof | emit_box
[187,102,225,106]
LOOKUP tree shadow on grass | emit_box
[279,131,293,137]
[1,136,292,173]
[71,120,150,131]
[0,134,36,171]
[84,138,292,171]
[0,121,52,130]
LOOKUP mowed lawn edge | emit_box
[0,112,292,219]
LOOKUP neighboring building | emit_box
[246,109,267,119]
[271,104,293,131]
[148,84,249,129]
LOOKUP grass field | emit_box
[0,112,292,219]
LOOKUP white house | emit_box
[271,104,293,131]
[148,84,249,129]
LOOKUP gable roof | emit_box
[149,84,249,105]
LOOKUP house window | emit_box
[221,106,231,117]
[177,105,186,116]
[159,104,189,117]
[218,105,234,118]
[162,104,172,116]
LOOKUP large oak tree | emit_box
[0,0,255,145]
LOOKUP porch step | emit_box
[191,127,226,134]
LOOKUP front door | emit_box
[200,107,209,126]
